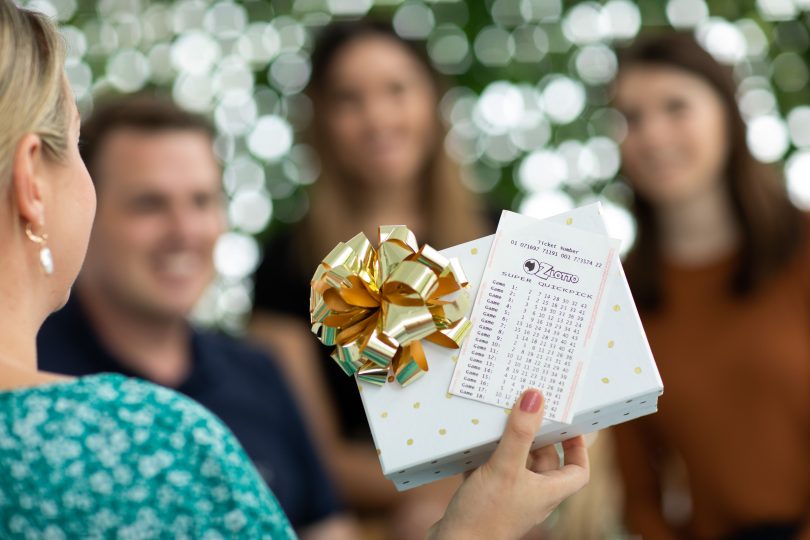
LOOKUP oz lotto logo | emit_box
[523,258,579,284]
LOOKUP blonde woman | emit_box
[0,2,588,538]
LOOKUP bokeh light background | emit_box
[23,0,810,329]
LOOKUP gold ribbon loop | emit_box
[339,275,379,307]
[362,329,399,368]
[378,225,419,252]
[426,318,473,348]
[393,341,428,386]
[384,304,437,346]
[357,362,390,385]
[332,341,365,376]
[382,260,439,305]
[310,226,472,386]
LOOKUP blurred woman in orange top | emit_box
[613,32,810,540]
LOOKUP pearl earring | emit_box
[24,223,54,275]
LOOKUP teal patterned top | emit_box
[0,373,296,539]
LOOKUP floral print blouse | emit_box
[0,373,296,539]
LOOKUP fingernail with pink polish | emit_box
[520,389,543,413]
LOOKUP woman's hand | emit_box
[427,389,590,540]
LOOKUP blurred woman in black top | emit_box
[250,18,492,540]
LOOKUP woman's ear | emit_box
[11,133,47,225]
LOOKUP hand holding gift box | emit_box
[426,388,590,540]
[310,203,663,490]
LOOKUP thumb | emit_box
[488,388,545,475]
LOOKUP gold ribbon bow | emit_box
[310,226,473,386]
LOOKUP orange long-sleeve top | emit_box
[614,226,810,540]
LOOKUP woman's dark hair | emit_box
[307,19,437,93]
[617,32,804,311]
[297,18,489,262]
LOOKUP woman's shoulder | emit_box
[0,374,295,539]
[0,373,215,429]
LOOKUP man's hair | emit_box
[80,94,216,183]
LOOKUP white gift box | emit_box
[357,204,664,490]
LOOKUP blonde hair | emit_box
[0,0,69,184]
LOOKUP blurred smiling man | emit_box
[72,100,223,387]
[37,95,355,540]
